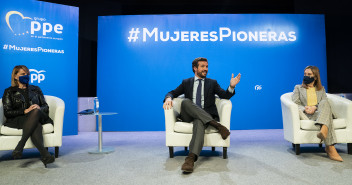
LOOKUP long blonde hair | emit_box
[302,65,323,91]
[11,65,30,87]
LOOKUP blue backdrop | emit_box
[0,0,78,135]
[97,14,327,131]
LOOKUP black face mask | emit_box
[19,75,30,84]
[303,76,315,84]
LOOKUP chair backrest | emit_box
[326,93,349,104]
[173,94,224,117]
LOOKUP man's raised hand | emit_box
[230,73,241,88]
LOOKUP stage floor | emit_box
[0,129,351,185]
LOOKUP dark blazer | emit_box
[165,77,235,118]
[2,85,52,126]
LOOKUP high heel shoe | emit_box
[41,155,55,168]
[11,150,23,159]
[317,125,328,144]
[325,147,343,162]
[317,132,326,144]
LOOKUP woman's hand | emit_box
[304,106,317,114]
[24,104,40,114]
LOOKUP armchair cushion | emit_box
[174,121,218,134]
[300,118,346,131]
[0,123,54,136]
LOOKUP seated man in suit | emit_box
[163,57,241,173]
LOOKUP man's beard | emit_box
[197,70,207,78]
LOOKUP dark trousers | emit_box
[179,99,215,156]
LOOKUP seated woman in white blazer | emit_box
[292,66,343,162]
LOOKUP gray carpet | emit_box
[0,129,351,185]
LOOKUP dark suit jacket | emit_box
[165,77,235,119]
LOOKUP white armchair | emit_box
[0,95,65,158]
[280,92,352,155]
[165,97,232,159]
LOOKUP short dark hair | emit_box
[192,57,208,73]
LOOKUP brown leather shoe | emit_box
[208,120,230,139]
[181,153,196,172]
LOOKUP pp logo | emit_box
[254,85,262,90]
[5,11,63,36]
[29,69,46,83]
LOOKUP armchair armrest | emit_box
[164,109,176,133]
[45,96,65,138]
[0,100,4,128]
[164,97,183,133]
[215,98,232,129]
[281,93,301,142]
[327,94,352,129]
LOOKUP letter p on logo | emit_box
[31,21,41,34]
[31,73,45,83]
[30,69,46,84]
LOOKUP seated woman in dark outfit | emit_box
[2,65,55,167]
